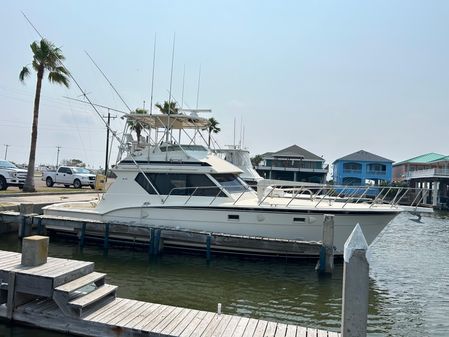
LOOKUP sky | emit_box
[1,1,448,171]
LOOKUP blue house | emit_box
[333,150,393,188]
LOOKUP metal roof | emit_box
[263,145,324,161]
[333,150,393,163]
[394,152,446,166]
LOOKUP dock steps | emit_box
[68,284,117,316]
[54,271,105,294]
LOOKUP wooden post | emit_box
[149,228,155,256]
[206,233,212,261]
[317,214,334,274]
[21,235,49,266]
[79,222,86,250]
[18,203,34,238]
[153,229,162,255]
[341,224,369,337]
[103,223,110,255]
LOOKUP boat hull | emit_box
[44,204,398,253]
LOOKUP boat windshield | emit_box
[160,145,207,152]
[211,174,247,193]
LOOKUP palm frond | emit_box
[19,66,30,82]
[48,71,70,88]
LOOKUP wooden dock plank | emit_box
[143,305,177,331]
[285,324,297,337]
[188,311,216,337]
[152,306,185,333]
[264,321,278,337]
[86,298,127,321]
[274,323,287,337]
[82,298,123,320]
[132,304,171,331]
[219,315,241,337]
[230,316,249,337]
[307,328,317,337]
[207,314,232,337]
[252,320,268,337]
[317,329,328,337]
[179,310,208,337]
[241,318,259,337]
[121,302,158,328]
[68,284,116,308]
[92,298,134,323]
[106,299,146,325]
[158,307,192,334]
[167,309,200,336]
[54,272,105,293]
[297,326,307,337]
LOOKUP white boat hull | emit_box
[44,204,398,254]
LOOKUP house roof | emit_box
[394,152,446,166]
[263,145,324,161]
[333,150,393,163]
[431,155,449,162]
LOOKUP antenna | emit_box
[233,117,236,149]
[166,33,176,143]
[84,51,132,112]
[149,33,157,115]
[181,64,185,109]
[196,65,201,109]
[21,12,162,200]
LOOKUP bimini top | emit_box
[125,113,210,130]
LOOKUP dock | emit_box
[0,248,340,337]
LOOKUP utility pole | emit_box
[102,109,117,179]
[56,146,61,168]
[4,144,10,160]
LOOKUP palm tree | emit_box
[19,39,70,192]
[127,108,148,144]
[155,101,179,115]
[207,117,221,147]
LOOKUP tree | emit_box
[19,39,70,192]
[250,154,263,167]
[127,108,148,144]
[155,101,179,115]
[207,117,220,147]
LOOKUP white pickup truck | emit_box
[42,166,96,189]
[0,160,27,190]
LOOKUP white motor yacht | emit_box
[43,113,428,253]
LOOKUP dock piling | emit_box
[317,214,335,274]
[103,223,110,255]
[79,222,86,250]
[341,224,369,337]
[206,233,212,261]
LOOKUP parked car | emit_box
[0,160,27,190]
[42,166,96,189]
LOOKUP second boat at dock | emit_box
[43,112,429,254]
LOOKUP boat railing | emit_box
[258,184,432,210]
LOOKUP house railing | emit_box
[406,168,449,179]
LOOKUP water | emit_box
[1,211,448,337]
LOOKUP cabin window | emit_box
[211,174,247,193]
[135,173,225,197]
[293,217,306,223]
[228,214,239,221]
